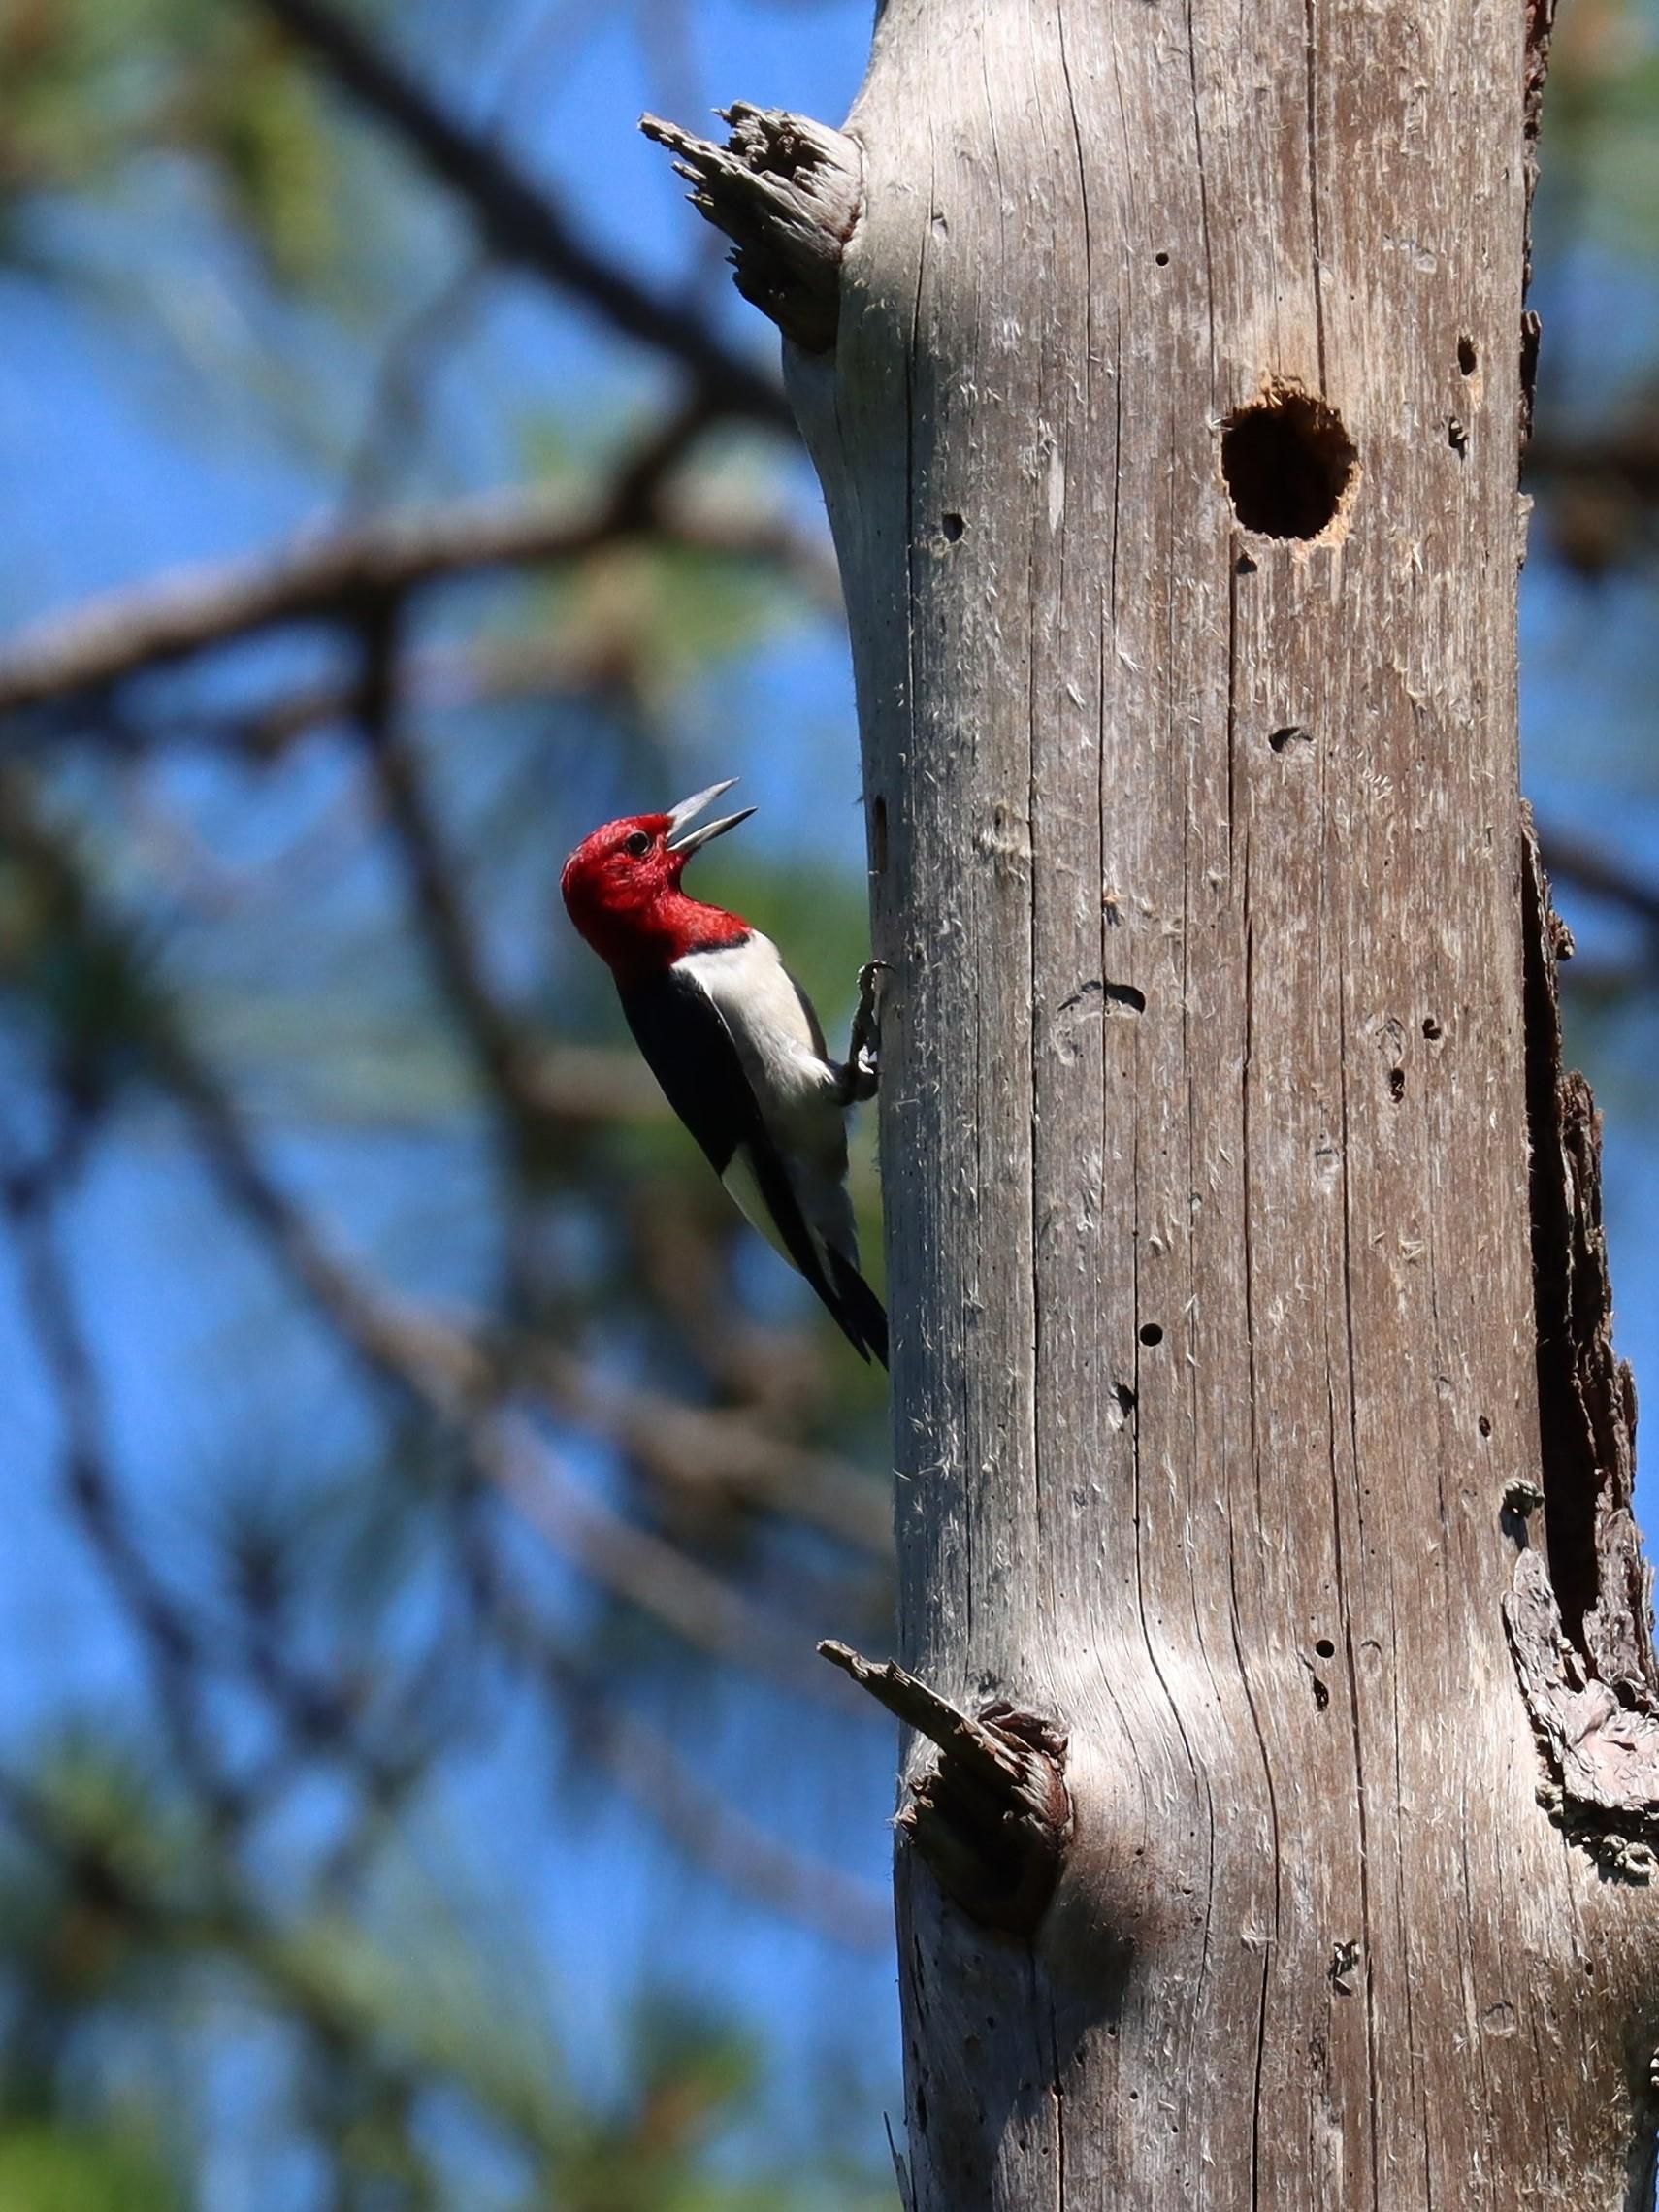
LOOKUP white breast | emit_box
[678,934,862,1275]
[678,935,842,1150]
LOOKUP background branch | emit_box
[249,0,792,427]
[0,466,838,718]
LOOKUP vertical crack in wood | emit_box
[818,1641,1072,1935]
[638,106,863,353]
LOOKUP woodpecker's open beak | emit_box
[664,778,756,856]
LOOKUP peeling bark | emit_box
[1505,815,1659,1861]
[1522,811,1655,1694]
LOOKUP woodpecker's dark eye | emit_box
[623,830,652,859]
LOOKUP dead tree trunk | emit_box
[648,1,1659,2201]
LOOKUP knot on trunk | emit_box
[819,1641,1071,1935]
[639,105,862,353]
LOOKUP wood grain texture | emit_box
[777,0,1659,2202]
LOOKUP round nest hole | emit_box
[1220,387,1358,542]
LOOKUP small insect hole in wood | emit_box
[1422,1015,1443,1040]
[1235,552,1257,575]
[1458,335,1478,376]
[1154,250,1169,266]
[1269,724,1312,753]
[1388,1066,1406,1102]
[1315,1638,1335,1660]
[1448,415,1469,454]
[941,511,965,543]
[1220,385,1358,540]
[1479,1415,1493,1439]
[1139,1321,1163,1347]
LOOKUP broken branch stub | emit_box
[638,106,862,354]
[818,1641,1072,1936]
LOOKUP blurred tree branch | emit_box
[248,0,793,429]
[537,1351,892,1559]
[1,1125,241,1830]
[1527,402,1659,574]
[0,443,839,718]
[500,1603,891,1950]
[0,1745,886,2211]
[475,1414,863,1710]
[0,1115,447,1865]
[1541,826,1659,940]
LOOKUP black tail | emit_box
[826,1249,889,1370]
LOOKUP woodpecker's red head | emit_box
[561,780,755,980]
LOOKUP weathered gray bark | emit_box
[649,2,1659,2202]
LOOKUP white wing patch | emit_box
[679,935,864,1279]
[678,936,843,1158]
[720,1148,796,1266]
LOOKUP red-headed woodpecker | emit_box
[561,781,887,1367]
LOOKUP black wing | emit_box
[620,965,759,1179]
[826,1247,888,1369]
[619,967,885,1364]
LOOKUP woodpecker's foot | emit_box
[840,960,888,1103]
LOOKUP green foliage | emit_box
[522,538,816,717]
[25,915,160,1074]
[0,0,337,281]
[189,17,339,283]
[1542,0,1659,259]
[0,1738,888,2212]
[0,820,169,1105]
[0,2120,181,2212]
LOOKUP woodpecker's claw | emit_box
[840,960,889,1103]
